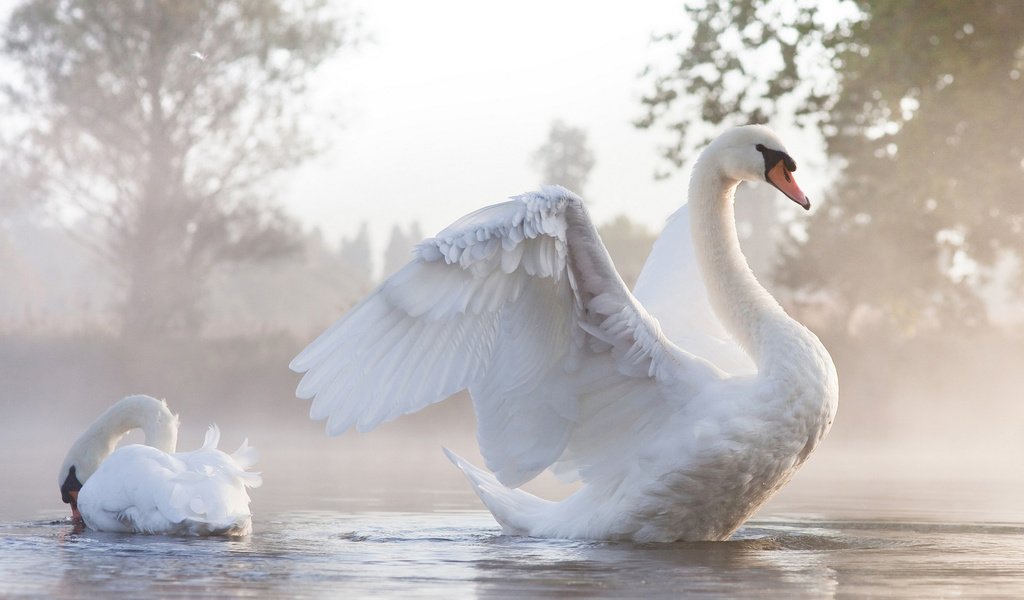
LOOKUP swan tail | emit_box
[443,447,551,536]
[195,425,262,489]
[202,424,221,450]
[230,438,263,488]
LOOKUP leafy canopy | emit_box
[638,0,1024,333]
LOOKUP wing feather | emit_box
[292,186,720,488]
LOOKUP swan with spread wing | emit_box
[291,125,838,542]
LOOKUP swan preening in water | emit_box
[291,125,838,542]
[58,395,261,536]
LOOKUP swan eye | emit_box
[755,144,797,179]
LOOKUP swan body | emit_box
[292,125,838,542]
[58,395,261,536]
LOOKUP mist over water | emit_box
[3,210,1024,598]
[6,440,1024,598]
[5,369,1024,597]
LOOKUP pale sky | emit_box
[284,0,830,265]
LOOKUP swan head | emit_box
[706,125,810,210]
[57,442,98,522]
[57,394,179,521]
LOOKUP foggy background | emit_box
[1,0,1022,520]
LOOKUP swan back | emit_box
[76,425,262,536]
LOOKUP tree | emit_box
[532,120,596,196]
[382,222,423,280]
[597,216,657,290]
[2,0,353,339]
[637,0,1024,333]
[204,227,374,336]
[339,222,373,287]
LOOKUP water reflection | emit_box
[466,522,851,598]
[4,511,1024,599]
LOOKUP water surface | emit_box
[7,423,1024,598]
[4,503,1024,598]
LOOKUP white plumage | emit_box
[292,125,838,542]
[58,395,261,536]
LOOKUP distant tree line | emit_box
[1,0,355,340]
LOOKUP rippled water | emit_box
[4,508,1024,598]
[6,425,1024,598]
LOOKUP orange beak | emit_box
[767,160,810,210]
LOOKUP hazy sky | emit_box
[0,0,831,266]
[284,0,830,264]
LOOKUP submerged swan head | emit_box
[699,124,810,210]
[58,395,178,520]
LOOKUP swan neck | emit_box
[688,160,786,365]
[63,395,179,482]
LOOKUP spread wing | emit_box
[291,186,720,488]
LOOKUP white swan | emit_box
[291,125,838,542]
[58,395,262,536]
